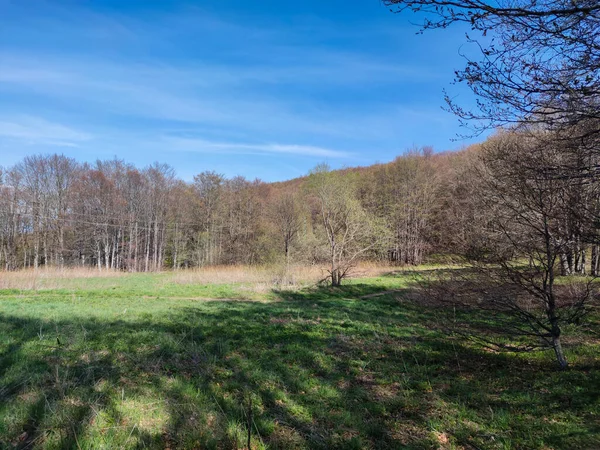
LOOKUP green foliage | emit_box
[0,272,598,449]
[307,165,387,285]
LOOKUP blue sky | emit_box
[0,0,485,181]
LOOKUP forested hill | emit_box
[2,133,598,278]
[0,145,468,271]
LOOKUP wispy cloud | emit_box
[0,53,425,143]
[162,136,351,158]
[0,3,478,180]
[0,116,92,147]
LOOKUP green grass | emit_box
[0,270,598,449]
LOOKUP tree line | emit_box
[0,149,445,276]
[3,127,600,278]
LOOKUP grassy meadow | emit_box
[0,266,598,449]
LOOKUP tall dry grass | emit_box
[170,265,323,285]
[0,267,125,290]
[0,262,397,291]
[169,262,395,288]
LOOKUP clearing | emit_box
[0,267,598,449]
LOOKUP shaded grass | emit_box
[0,270,598,449]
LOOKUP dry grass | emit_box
[0,267,125,290]
[170,265,323,286]
[0,262,398,291]
[169,262,396,287]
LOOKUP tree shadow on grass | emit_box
[0,286,598,449]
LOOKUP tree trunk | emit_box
[578,249,586,275]
[153,221,159,271]
[59,225,64,268]
[552,334,568,370]
[111,232,117,270]
[560,252,571,276]
[33,233,39,269]
[96,240,102,271]
[134,222,139,272]
[173,223,179,271]
[105,239,110,270]
[566,249,574,275]
[591,245,599,276]
[145,223,151,272]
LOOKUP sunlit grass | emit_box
[0,266,598,449]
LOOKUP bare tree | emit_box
[15,155,52,269]
[270,191,302,274]
[167,181,197,270]
[145,163,176,271]
[221,176,265,265]
[446,130,600,368]
[384,0,600,137]
[380,148,439,265]
[46,155,78,267]
[0,168,22,270]
[308,165,383,286]
[193,171,225,266]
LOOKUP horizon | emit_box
[1,145,453,185]
[0,0,486,182]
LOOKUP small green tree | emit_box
[308,164,382,286]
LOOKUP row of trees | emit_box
[0,152,440,276]
[3,133,600,273]
[4,133,600,264]
[0,157,177,272]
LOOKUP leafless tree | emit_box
[446,130,600,368]
[384,0,600,137]
[384,148,439,265]
[193,171,225,266]
[0,167,22,270]
[270,191,302,274]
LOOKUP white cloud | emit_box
[0,6,470,166]
[0,116,92,147]
[162,136,351,158]
[0,54,419,142]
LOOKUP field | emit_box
[0,266,598,449]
